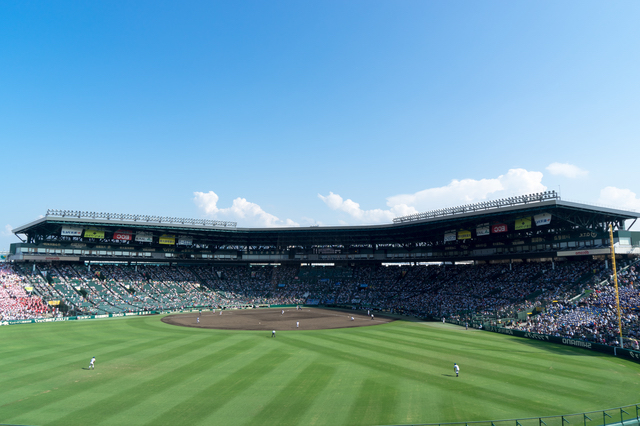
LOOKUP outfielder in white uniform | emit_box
[89,357,96,370]
[454,363,459,377]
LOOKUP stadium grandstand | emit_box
[3,191,640,349]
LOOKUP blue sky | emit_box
[2,1,640,249]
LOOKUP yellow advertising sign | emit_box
[24,287,34,292]
[159,234,176,245]
[458,230,471,240]
[515,217,532,230]
[84,229,105,239]
[48,300,61,306]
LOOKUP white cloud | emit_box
[318,192,418,224]
[546,162,588,179]
[598,187,640,230]
[598,187,640,211]
[319,168,547,224]
[387,168,546,213]
[2,224,13,236]
[193,191,299,228]
[300,216,323,226]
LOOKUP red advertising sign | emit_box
[491,224,508,234]
[113,229,132,241]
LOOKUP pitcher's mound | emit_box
[161,307,394,330]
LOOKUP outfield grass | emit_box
[1,313,639,426]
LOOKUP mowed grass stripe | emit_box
[372,323,512,351]
[0,322,185,380]
[346,378,399,426]
[0,334,221,424]
[347,328,615,391]
[4,336,232,426]
[281,333,575,416]
[0,317,169,366]
[374,323,620,381]
[246,363,337,426]
[2,315,640,426]
[302,331,598,422]
[337,325,623,407]
[326,323,640,413]
[143,348,294,426]
[0,338,124,377]
[0,334,181,400]
[125,315,195,335]
[0,318,152,364]
[49,336,253,426]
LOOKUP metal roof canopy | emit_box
[12,196,640,251]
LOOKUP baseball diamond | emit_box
[162,307,394,330]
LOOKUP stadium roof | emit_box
[12,192,640,250]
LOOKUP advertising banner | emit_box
[534,213,552,226]
[84,229,105,239]
[457,230,471,240]
[515,217,532,230]
[491,223,508,234]
[136,232,153,243]
[159,234,175,245]
[556,248,610,257]
[444,231,456,243]
[476,223,490,236]
[61,226,83,237]
[477,324,640,364]
[178,236,193,246]
[48,300,61,306]
[113,229,133,241]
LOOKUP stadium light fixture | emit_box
[393,191,558,224]
[45,210,237,228]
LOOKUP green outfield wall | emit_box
[448,319,640,364]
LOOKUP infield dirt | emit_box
[161,307,394,331]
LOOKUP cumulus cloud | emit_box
[598,187,640,230]
[319,168,547,224]
[598,187,640,211]
[546,162,588,179]
[318,192,418,224]
[193,191,299,228]
[2,224,13,236]
[387,168,546,213]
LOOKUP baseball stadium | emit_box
[2,191,640,426]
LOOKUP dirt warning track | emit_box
[161,307,394,330]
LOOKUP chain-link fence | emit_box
[384,403,640,426]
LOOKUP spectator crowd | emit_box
[1,259,638,349]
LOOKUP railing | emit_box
[393,404,640,426]
[45,209,237,228]
[393,191,558,224]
